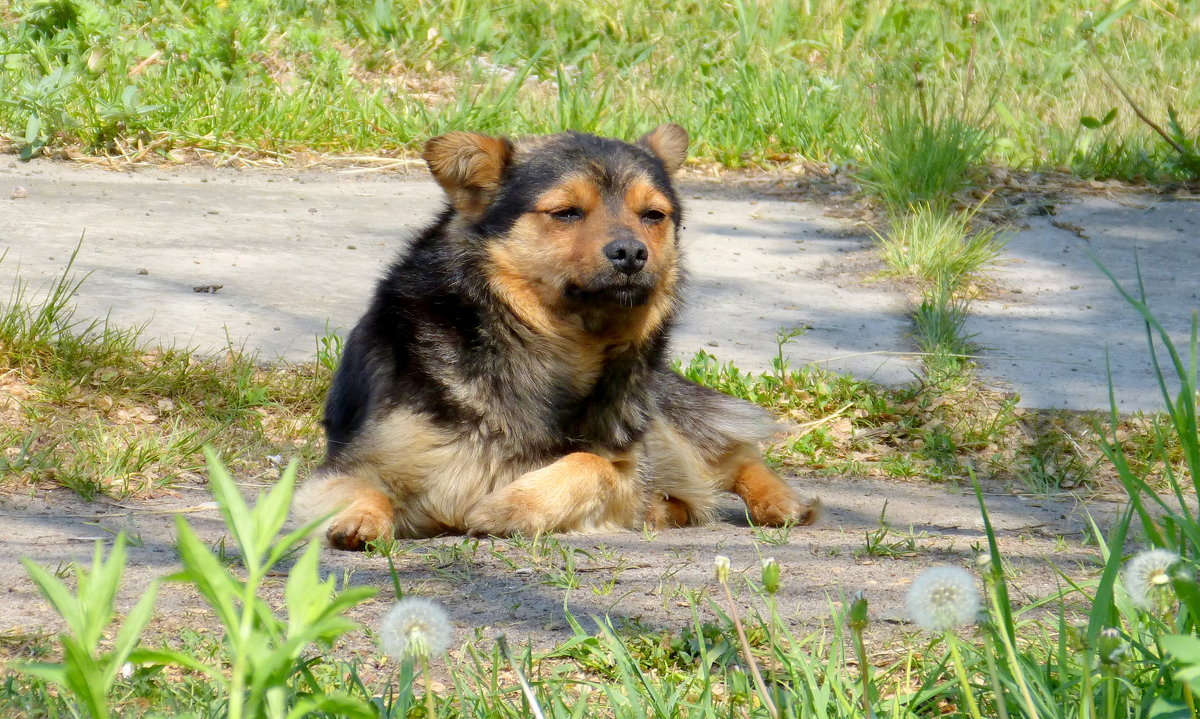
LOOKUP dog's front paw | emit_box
[326,503,393,551]
[464,490,540,537]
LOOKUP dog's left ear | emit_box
[637,123,689,174]
[423,132,514,216]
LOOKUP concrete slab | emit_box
[968,194,1200,412]
[0,160,918,384]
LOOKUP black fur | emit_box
[323,132,684,466]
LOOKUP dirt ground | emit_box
[1,471,1115,664]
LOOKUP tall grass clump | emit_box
[875,204,1004,382]
[877,203,1005,288]
[870,199,1004,385]
[859,103,989,214]
[912,277,975,383]
[855,95,998,388]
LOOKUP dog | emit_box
[292,124,819,549]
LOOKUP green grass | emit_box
[858,103,990,214]
[0,249,331,498]
[0,0,1198,179]
[876,204,1005,291]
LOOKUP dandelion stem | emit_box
[1103,668,1116,719]
[720,578,779,719]
[421,655,436,719]
[1078,651,1093,719]
[988,578,1039,719]
[851,622,877,719]
[980,630,1010,719]
[946,633,984,719]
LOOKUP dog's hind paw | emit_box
[645,494,693,528]
[754,495,821,527]
[326,503,394,551]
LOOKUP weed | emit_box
[750,517,798,548]
[857,502,930,559]
[139,451,378,718]
[16,534,159,719]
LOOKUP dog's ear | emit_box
[422,132,514,215]
[637,123,689,174]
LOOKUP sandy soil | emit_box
[1,472,1113,663]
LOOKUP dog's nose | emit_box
[603,239,648,275]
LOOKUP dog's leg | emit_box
[293,472,395,550]
[465,452,641,536]
[726,447,820,527]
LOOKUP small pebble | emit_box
[10,186,28,199]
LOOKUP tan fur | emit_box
[726,447,821,527]
[296,409,647,542]
[298,413,817,543]
[422,132,513,216]
[645,494,693,528]
[465,451,643,535]
[486,176,680,349]
[638,124,690,174]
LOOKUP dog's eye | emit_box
[641,209,668,224]
[548,207,584,221]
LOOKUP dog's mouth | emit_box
[563,274,656,309]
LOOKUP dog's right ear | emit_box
[422,132,513,216]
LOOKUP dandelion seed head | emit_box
[379,597,452,661]
[905,566,980,633]
[1123,548,1184,614]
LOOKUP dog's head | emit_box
[422,125,688,341]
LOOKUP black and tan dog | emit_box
[293,124,819,548]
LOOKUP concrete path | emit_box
[3,160,1199,411]
[0,160,917,385]
[969,194,1200,411]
